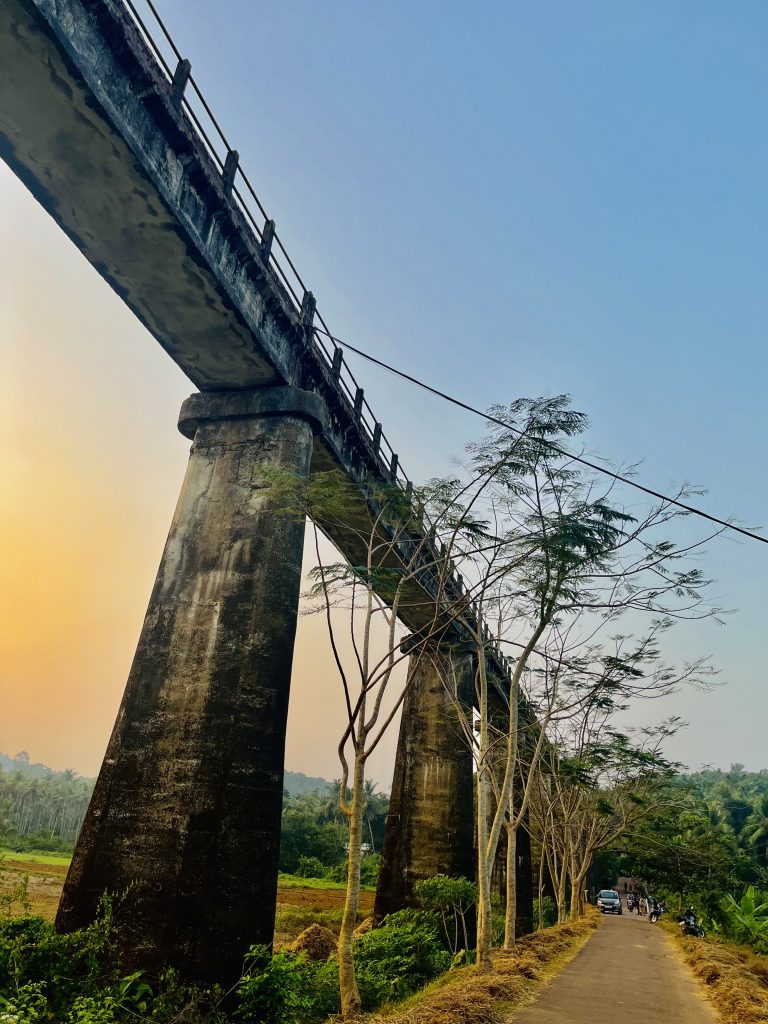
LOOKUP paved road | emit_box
[511,912,720,1023]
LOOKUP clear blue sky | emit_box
[158,0,767,765]
[2,0,766,781]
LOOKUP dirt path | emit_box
[511,912,720,1023]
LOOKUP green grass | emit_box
[277,872,377,892]
[0,849,72,867]
[277,873,347,890]
[274,905,345,933]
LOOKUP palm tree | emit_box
[362,781,389,853]
[746,795,768,867]
[321,779,350,824]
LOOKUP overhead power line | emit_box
[313,326,766,548]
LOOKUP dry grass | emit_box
[0,857,65,919]
[286,923,338,960]
[663,922,768,1024]
[368,912,600,1024]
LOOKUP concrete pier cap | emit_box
[178,385,328,440]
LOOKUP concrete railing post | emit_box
[56,387,325,983]
[374,642,475,919]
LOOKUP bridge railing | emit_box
[121,0,410,486]
[118,0,514,683]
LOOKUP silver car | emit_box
[597,889,622,914]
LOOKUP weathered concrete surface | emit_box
[510,914,719,1024]
[56,391,317,982]
[375,647,475,919]
[0,0,293,391]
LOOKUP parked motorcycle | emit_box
[678,908,706,938]
[648,899,667,924]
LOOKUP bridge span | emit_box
[0,0,532,978]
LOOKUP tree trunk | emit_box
[537,841,545,930]
[338,753,366,1019]
[503,822,517,949]
[476,766,494,967]
[475,645,494,969]
[569,870,585,919]
[556,856,568,924]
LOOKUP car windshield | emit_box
[599,891,617,899]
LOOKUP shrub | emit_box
[0,833,74,855]
[234,946,311,1024]
[324,862,346,884]
[233,947,340,1024]
[323,853,380,889]
[0,859,30,918]
[0,913,112,1013]
[297,958,340,1020]
[0,981,48,1024]
[294,856,325,880]
[535,896,557,929]
[415,875,477,954]
[353,909,451,1009]
[359,853,381,889]
[720,887,768,950]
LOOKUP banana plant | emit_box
[720,886,768,946]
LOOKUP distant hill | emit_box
[283,769,332,796]
[0,751,329,795]
[0,750,87,780]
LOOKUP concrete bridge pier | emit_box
[374,642,475,919]
[56,386,324,982]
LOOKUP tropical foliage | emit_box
[0,756,93,850]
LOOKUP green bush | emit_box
[234,946,311,1024]
[294,856,325,879]
[0,907,226,1024]
[535,895,557,929]
[720,886,768,950]
[294,958,339,1021]
[353,909,450,1009]
[359,853,381,889]
[0,980,48,1024]
[323,862,346,884]
[414,875,476,954]
[0,833,74,855]
[0,904,450,1023]
[0,860,30,918]
[323,854,380,889]
[0,913,112,1014]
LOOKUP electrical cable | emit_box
[313,326,767,547]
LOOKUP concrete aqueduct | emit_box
[0,0,533,980]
